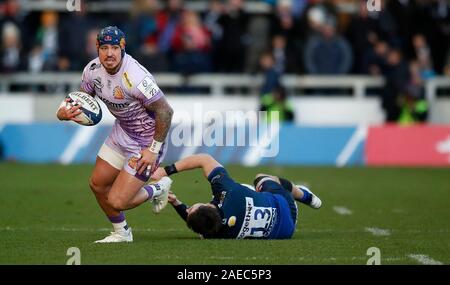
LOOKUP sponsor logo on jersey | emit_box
[113,86,124,99]
[137,76,161,99]
[97,96,129,109]
[227,216,236,227]
[89,63,101,71]
[265,209,277,236]
[218,191,226,207]
[238,199,254,239]
[123,72,132,88]
[210,174,221,184]
[93,77,104,93]
[128,156,139,169]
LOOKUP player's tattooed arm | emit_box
[144,96,173,142]
[137,97,173,175]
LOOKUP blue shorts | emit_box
[260,180,298,237]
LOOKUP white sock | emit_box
[144,184,163,201]
[112,220,128,233]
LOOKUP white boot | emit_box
[94,228,133,243]
[152,177,172,214]
[297,185,322,209]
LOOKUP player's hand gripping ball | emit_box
[64,91,102,126]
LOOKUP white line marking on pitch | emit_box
[0,226,186,232]
[365,227,391,236]
[408,254,443,265]
[333,206,353,215]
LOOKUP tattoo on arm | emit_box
[145,97,173,142]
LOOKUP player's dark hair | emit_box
[187,205,222,237]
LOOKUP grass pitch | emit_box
[0,163,448,265]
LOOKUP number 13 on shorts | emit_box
[238,198,276,239]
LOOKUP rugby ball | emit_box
[65,91,102,126]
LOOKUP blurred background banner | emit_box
[366,125,450,166]
[0,123,366,166]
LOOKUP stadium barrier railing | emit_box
[0,73,448,103]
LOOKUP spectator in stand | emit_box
[419,0,450,74]
[397,61,429,125]
[216,0,249,73]
[58,1,92,71]
[272,34,287,74]
[345,0,381,74]
[203,0,224,72]
[260,85,295,123]
[0,0,32,53]
[259,50,281,95]
[366,38,389,76]
[129,0,169,72]
[0,21,25,72]
[444,49,450,77]
[84,29,101,63]
[155,0,185,69]
[269,0,302,73]
[381,48,410,122]
[386,0,420,60]
[171,10,211,75]
[30,10,59,71]
[412,34,436,80]
[303,18,353,75]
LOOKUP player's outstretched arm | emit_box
[152,154,222,180]
[168,191,189,221]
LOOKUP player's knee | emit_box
[255,173,268,179]
[89,177,107,194]
[253,174,279,192]
[108,195,127,211]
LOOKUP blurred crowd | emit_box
[1,0,450,123]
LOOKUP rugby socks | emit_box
[279,177,312,204]
[279,178,294,193]
[298,188,312,204]
[108,212,129,232]
[143,184,163,201]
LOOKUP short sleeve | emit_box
[207,167,238,197]
[133,74,164,105]
[80,61,97,95]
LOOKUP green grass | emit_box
[0,163,448,265]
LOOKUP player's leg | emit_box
[278,177,322,209]
[90,143,134,243]
[89,155,121,218]
[253,173,322,209]
[93,170,171,243]
[106,169,172,212]
[252,175,298,233]
[120,142,170,214]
